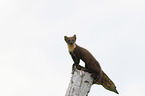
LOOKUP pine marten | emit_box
[64,35,119,94]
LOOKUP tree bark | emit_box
[65,69,93,96]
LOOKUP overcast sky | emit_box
[0,0,145,96]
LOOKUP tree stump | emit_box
[65,69,93,96]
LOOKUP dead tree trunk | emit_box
[65,69,93,96]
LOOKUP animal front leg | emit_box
[72,63,76,72]
[70,51,80,73]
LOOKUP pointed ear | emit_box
[64,36,68,41]
[73,34,76,39]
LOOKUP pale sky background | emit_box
[0,0,145,96]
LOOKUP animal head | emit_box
[64,35,76,45]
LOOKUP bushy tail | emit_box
[94,71,119,94]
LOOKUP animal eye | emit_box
[68,40,70,42]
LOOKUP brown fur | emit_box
[64,35,119,94]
